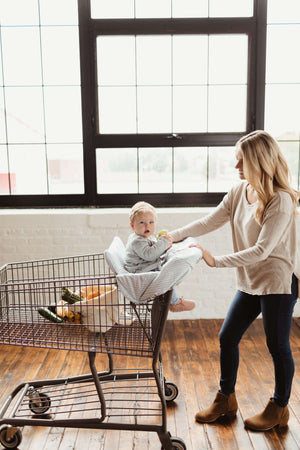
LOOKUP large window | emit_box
[0,0,84,205]
[264,1,300,190]
[85,0,265,206]
[0,0,298,208]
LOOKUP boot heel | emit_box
[278,410,289,428]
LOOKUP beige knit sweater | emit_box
[170,181,296,295]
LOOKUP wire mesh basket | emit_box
[0,254,162,356]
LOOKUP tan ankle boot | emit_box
[244,399,289,431]
[195,392,238,423]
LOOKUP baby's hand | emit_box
[158,229,168,238]
[160,233,172,249]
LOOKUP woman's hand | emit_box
[189,244,216,267]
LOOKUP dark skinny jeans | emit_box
[219,274,298,407]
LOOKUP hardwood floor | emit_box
[0,319,299,449]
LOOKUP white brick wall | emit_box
[0,208,299,319]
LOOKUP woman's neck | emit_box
[246,184,258,204]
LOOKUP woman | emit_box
[170,130,299,431]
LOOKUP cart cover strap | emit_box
[104,236,202,303]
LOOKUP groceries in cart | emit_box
[37,283,121,332]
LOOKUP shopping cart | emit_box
[0,251,187,450]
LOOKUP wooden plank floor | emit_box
[0,318,299,450]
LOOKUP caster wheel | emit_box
[0,426,22,449]
[29,392,51,414]
[164,381,179,402]
[170,437,186,450]
[161,436,186,450]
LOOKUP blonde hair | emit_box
[129,201,157,223]
[237,130,299,225]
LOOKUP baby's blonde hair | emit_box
[129,201,157,223]
[237,130,299,225]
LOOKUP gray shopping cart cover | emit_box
[104,236,202,303]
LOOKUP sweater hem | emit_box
[236,285,292,296]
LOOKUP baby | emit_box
[124,201,195,312]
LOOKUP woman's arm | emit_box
[169,191,232,243]
[203,192,294,268]
[215,210,292,268]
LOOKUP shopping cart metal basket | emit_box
[0,253,186,449]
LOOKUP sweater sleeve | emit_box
[132,236,170,262]
[169,190,232,243]
[215,193,294,268]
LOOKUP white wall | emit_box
[0,208,299,319]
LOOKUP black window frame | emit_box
[0,0,267,208]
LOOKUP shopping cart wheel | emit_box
[0,426,22,449]
[29,392,51,414]
[161,436,186,450]
[164,381,179,403]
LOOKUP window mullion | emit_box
[91,17,255,36]
[78,0,97,204]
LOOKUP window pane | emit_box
[172,0,208,18]
[91,0,134,19]
[0,90,6,143]
[209,0,253,17]
[208,147,237,191]
[96,148,137,193]
[136,36,171,85]
[97,34,248,135]
[266,25,300,83]
[98,87,136,134]
[137,87,172,133]
[208,85,247,132]
[39,0,78,25]
[209,35,248,84]
[0,146,10,194]
[5,87,45,143]
[174,147,207,192]
[0,0,39,25]
[173,35,208,85]
[44,86,82,142]
[173,86,207,132]
[278,140,300,190]
[265,85,300,139]
[8,144,48,194]
[47,144,84,194]
[139,148,172,192]
[136,0,171,18]
[267,0,300,24]
[41,27,81,85]
[1,27,42,85]
[97,37,136,86]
